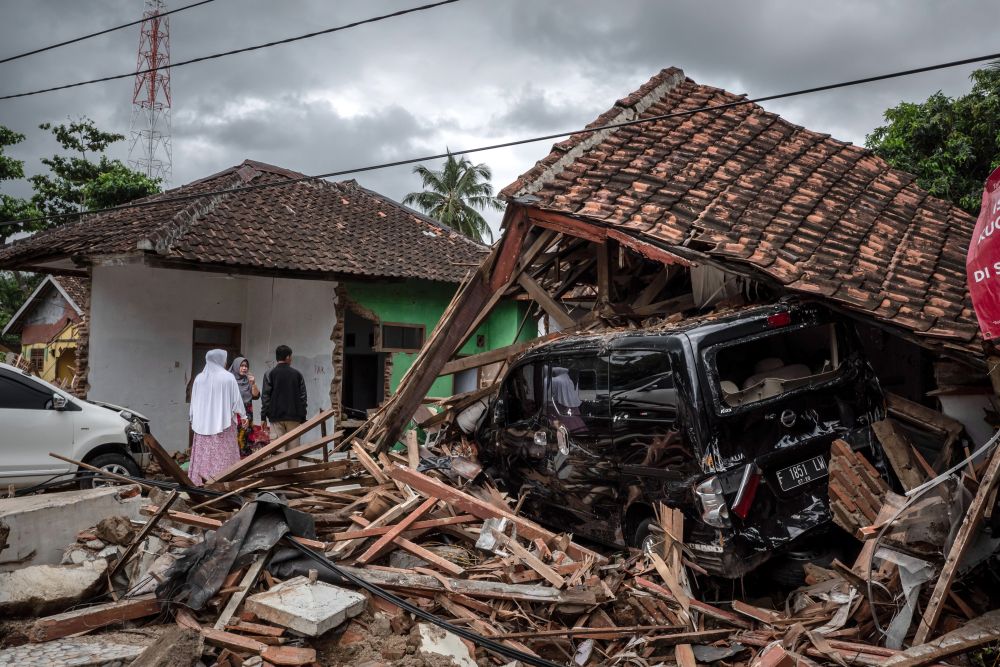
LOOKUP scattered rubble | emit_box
[4,384,1000,666]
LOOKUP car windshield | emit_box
[711,322,844,408]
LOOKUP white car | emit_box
[0,362,150,489]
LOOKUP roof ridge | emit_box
[504,67,686,201]
[137,171,248,254]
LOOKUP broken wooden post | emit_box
[913,441,1000,643]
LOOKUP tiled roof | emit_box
[503,68,980,353]
[54,276,89,313]
[0,160,487,284]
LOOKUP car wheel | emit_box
[632,517,666,559]
[79,453,141,489]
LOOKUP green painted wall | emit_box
[343,280,535,398]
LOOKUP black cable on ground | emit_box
[4,48,1000,229]
[286,538,564,667]
[0,0,218,65]
[0,0,463,101]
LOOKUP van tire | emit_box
[78,452,141,489]
[631,517,665,558]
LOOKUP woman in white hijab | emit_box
[188,349,246,485]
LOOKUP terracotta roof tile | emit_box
[0,160,486,284]
[503,68,980,351]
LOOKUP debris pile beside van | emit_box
[5,417,1000,667]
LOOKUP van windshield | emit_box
[711,323,844,408]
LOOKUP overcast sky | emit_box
[0,0,995,237]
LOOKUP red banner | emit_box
[967,165,1000,340]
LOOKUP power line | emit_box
[3,49,999,229]
[0,0,463,101]
[0,0,218,66]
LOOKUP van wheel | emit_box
[632,518,666,559]
[79,453,141,489]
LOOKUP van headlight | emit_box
[695,476,730,528]
[125,421,143,441]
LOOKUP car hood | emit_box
[90,400,150,422]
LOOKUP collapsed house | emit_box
[3,68,1000,666]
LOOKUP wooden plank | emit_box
[29,595,161,642]
[516,272,574,329]
[190,480,263,512]
[214,408,336,482]
[914,445,1000,644]
[633,576,750,629]
[527,208,607,244]
[872,419,926,491]
[225,621,285,637]
[596,241,611,304]
[49,453,152,490]
[140,506,328,550]
[144,433,195,487]
[405,429,420,470]
[674,643,697,667]
[351,441,388,484]
[885,610,1000,667]
[328,495,421,558]
[391,535,466,576]
[109,490,179,580]
[236,433,341,478]
[335,565,597,605]
[214,556,268,630]
[331,514,474,541]
[357,497,437,565]
[202,627,267,654]
[386,464,605,563]
[493,624,687,640]
[492,529,565,589]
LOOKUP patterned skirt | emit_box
[189,422,241,486]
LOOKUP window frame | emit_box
[378,322,426,353]
[0,369,55,410]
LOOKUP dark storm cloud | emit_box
[1,0,997,233]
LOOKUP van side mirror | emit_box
[51,393,68,410]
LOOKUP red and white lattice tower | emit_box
[128,0,172,184]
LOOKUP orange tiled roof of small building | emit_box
[0,160,487,284]
[503,68,980,354]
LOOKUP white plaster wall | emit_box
[89,264,336,452]
[244,275,336,439]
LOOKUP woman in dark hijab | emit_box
[229,356,260,456]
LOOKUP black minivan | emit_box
[476,301,887,577]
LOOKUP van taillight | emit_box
[767,311,791,328]
[731,463,761,519]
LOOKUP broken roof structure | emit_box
[368,65,985,453]
[0,160,487,283]
[503,67,979,354]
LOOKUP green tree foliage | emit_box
[403,153,504,243]
[29,117,160,221]
[0,126,42,346]
[0,118,160,347]
[866,67,1000,216]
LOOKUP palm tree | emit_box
[403,153,504,243]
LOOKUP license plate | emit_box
[775,455,828,492]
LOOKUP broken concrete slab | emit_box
[0,559,107,617]
[0,636,145,666]
[245,575,365,636]
[416,623,477,667]
[0,485,143,571]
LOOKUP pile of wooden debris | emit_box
[6,406,998,667]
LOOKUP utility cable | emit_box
[3,49,1000,229]
[0,0,218,66]
[0,0,463,101]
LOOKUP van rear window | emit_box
[712,323,843,408]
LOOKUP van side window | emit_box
[0,373,52,410]
[545,356,609,434]
[610,350,677,421]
